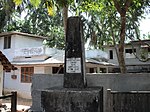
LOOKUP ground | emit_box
[1,96,32,112]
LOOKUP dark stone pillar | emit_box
[64,17,86,88]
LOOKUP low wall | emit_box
[31,73,150,112]
[106,90,150,112]
[4,89,31,99]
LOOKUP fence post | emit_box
[11,91,17,112]
[106,89,112,112]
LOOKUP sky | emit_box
[139,14,150,37]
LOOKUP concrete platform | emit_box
[41,87,103,112]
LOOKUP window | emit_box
[21,67,34,83]
[100,68,106,73]
[89,68,95,73]
[125,49,136,54]
[52,66,64,74]
[4,36,11,49]
[109,50,113,59]
[125,49,136,58]
[5,69,11,72]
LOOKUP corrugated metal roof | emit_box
[86,58,115,66]
[12,49,115,66]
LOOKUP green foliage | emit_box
[46,0,55,16]
[55,0,74,7]
[79,1,103,12]
[1,0,149,73]
[13,0,41,7]
[2,0,150,50]
[75,0,150,49]
[143,32,150,39]
[3,1,65,49]
[43,26,65,49]
[0,0,15,32]
[13,0,22,5]
[30,0,41,7]
[13,0,55,16]
[77,1,120,49]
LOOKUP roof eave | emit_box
[0,51,17,70]
[0,31,47,39]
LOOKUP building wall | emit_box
[105,45,150,66]
[0,35,14,61]
[0,33,47,98]
[14,35,43,49]
[104,47,118,65]
[44,66,52,74]
[124,45,150,66]
[0,37,3,50]
[34,66,45,74]
[3,62,111,99]
[3,65,52,99]
[31,73,150,112]
[13,55,48,62]
[104,45,150,73]
[0,64,3,96]
[4,67,32,98]
[0,34,44,61]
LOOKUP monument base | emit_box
[41,87,103,112]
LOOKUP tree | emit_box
[5,0,66,49]
[112,0,150,73]
[12,0,150,73]
[112,0,132,73]
[78,0,150,73]
[0,0,15,32]
[12,0,76,49]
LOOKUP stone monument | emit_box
[64,17,86,88]
[41,17,103,112]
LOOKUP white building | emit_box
[104,40,150,73]
[0,31,114,99]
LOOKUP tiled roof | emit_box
[0,51,17,70]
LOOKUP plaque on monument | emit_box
[66,58,81,73]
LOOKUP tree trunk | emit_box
[118,14,127,73]
[113,0,132,73]
[63,5,68,36]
